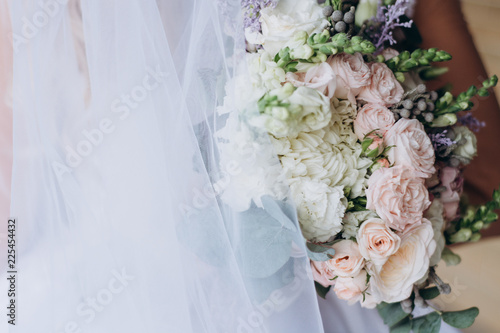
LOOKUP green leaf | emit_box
[442,307,479,329]
[315,281,331,299]
[412,312,442,333]
[420,287,440,300]
[377,302,411,327]
[306,242,336,262]
[390,317,412,333]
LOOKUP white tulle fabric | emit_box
[1,0,325,332]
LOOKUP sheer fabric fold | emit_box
[2,1,324,332]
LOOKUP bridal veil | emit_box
[1,0,325,332]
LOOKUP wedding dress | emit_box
[0,1,461,332]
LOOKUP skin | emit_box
[414,0,500,237]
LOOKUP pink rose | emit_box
[327,52,371,104]
[366,166,431,231]
[385,119,436,178]
[381,48,399,60]
[311,260,337,287]
[286,62,337,99]
[326,240,365,278]
[353,103,395,140]
[356,218,401,266]
[333,270,368,304]
[439,167,463,221]
[358,62,403,106]
[376,158,390,169]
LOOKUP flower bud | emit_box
[290,45,314,60]
[441,247,461,266]
[355,0,378,26]
[472,220,484,231]
[449,228,472,243]
[430,113,457,127]
[470,233,481,242]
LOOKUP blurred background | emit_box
[437,2,500,332]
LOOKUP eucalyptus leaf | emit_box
[306,243,335,262]
[442,307,479,329]
[236,197,298,279]
[377,302,411,328]
[390,317,411,333]
[412,312,441,333]
[315,281,331,299]
[420,287,440,300]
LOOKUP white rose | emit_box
[370,219,436,303]
[248,0,329,56]
[342,210,378,240]
[452,126,477,162]
[291,179,346,242]
[424,200,446,266]
[287,86,332,134]
[357,218,401,266]
[254,84,332,138]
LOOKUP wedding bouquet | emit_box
[218,0,499,331]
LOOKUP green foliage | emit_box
[383,48,452,81]
[377,302,411,328]
[419,287,440,300]
[275,31,376,71]
[446,186,500,244]
[315,281,331,299]
[412,312,442,333]
[306,242,336,262]
[435,75,498,115]
[442,307,479,329]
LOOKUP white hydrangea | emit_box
[271,100,371,198]
[342,210,378,240]
[290,179,347,242]
[215,112,289,212]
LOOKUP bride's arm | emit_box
[415,0,500,237]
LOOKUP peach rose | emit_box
[325,240,365,278]
[358,62,403,106]
[366,166,431,231]
[356,218,401,266]
[328,52,371,104]
[353,103,395,140]
[311,260,337,287]
[385,119,436,178]
[369,219,436,303]
[286,62,337,99]
[334,270,368,304]
[439,167,463,221]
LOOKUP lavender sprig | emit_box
[371,0,413,51]
[429,130,456,152]
[458,113,486,133]
[242,0,278,32]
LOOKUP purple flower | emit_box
[369,0,413,51]
[241,0,278,32]
[458,112,486,132]
[429,130,456,152]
